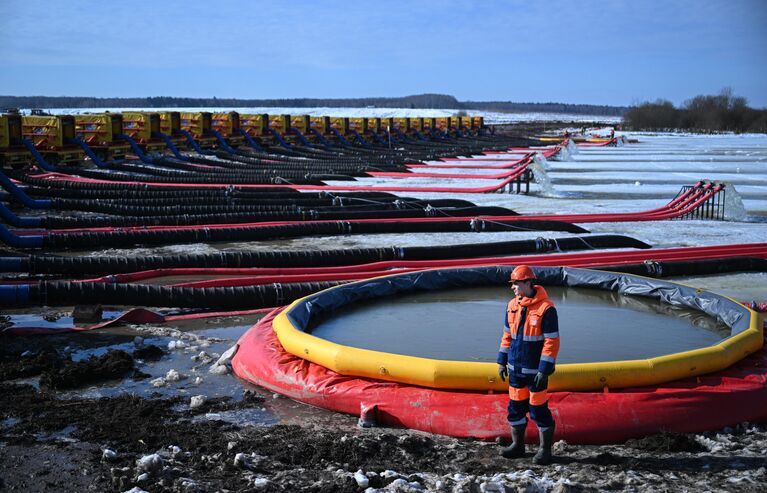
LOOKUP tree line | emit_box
[0,93,628,116]
[464,101,628,116]
[623,88,767,133]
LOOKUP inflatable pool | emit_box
[232,266,766,443]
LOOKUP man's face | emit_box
[511,279,533,298]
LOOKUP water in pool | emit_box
[309,285,732,363]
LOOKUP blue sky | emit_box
[1,0,765,107]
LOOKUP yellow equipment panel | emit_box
[380,117,394,132]
[268,114,290,135]
[22,115,76,148]
[309,116,329,134]
[75,113,123,144]
[158,112,181,136]
[367,118,381,133]
[392,117,408,131]
[211,112,240,137]
[122,112,160,142]
[328,117,348,134]
[240,114,268,137]
[180,112,212,138]
[423,117,436,131]
[0,114,19,148]
[348,117,367,133]
[290,115,310,133]
[450,116,460,129]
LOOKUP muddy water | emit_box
[310,285,731,363]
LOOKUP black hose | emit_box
[598,257,767,278]
[37,219,587,249]
[12,235,650,275]
[25,280,342,309]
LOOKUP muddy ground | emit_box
[1,339,765,493]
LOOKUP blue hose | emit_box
[0,284,30,305]
[0,202,41,227]
[267,128,292,149]
[394,129,411,142]
[0,169,52,209]
[153,131,189,160]
[177,129,212,155]
[0,256,26,272]
[308,128,333,147]
[116,134,154,164]
[329,128,353,147]
[65,137,111,168]
[0,224,44,248]
[238,128,265,151]
[411,129,428,141]
[289,128,314,148]
[367,131,388,146]
[20,139,59,172]
[210,129,237,154]
[351,130,373,148]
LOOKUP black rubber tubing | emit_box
[36,206,518,229]
[37,219,588,250]
[11,235,650,275]
[598,256,767,278]
[22,281,342,309]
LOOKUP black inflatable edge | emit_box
[286,265,751,340]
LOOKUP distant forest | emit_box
[624,89,767,133]
[0,93,628,116]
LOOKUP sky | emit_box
[0,0,765,107]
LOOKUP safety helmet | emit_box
[509,265,536,283]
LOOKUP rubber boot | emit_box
[532,425,555,465]
[500,424,527,459]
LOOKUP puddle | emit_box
[310,285,732,364]
[189,408,279,427]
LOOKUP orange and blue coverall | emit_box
[497,286,560,429]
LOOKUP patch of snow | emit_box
[189,395,207,409]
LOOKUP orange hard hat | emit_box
[509,265,536,283]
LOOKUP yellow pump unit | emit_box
[21,115,82,165]
[392,117,408,131]
[180,112,216,149]
[0,114,29,167]
[268,114,290,136]
[328,117,348,136]
[121,112,166,152]
[348,117,367,134]
[290,115,310,134]
[309,116,330,135]
[212,111,243,147]
[74,113,129,160]
[240,114,268,138]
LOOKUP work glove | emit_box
[533,371,548,389]
[498,365,508,382]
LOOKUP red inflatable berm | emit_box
[232,310,767,444]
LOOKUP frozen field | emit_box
[40,106,622,124]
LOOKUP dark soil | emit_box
[2,377,766,492]
[39,349,135,390]
[133,344,166,361]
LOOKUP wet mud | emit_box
[2,362,766,492]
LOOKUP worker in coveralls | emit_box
[497,265,559,464]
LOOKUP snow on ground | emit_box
[36,106,621,124]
